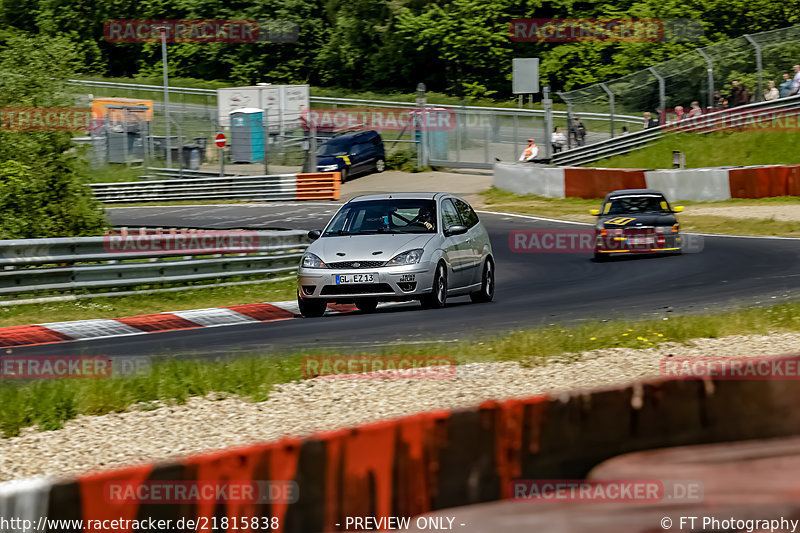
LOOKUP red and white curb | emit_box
[0,301,362,348]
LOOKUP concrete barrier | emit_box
[4,354,800,531]
[644,168,732,201]
[493,163,565,198]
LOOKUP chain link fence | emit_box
[559,23,800,140]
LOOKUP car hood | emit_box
[310,233,436,262]
[599,213,677,227]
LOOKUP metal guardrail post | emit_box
[697,48,714,109]
[648,67,666,116]
[600,83,615,138]
[557,92,573,149]
[744,35,763,102]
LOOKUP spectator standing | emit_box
[570,118,586,146]
[779,73,793,98]
[646,111,660,128]
[729,81,742,107]
[714,90,728,108]
[551,127,566,153]
[764,80,779,101]
[518,138,539,162]
[790,65,800,96]
[736,84,750,106]
[673,105,685,123]
[687,101,702,118]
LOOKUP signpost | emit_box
[215,133,227,176]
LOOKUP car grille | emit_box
[321,283,393,295]
[326,260,386,269]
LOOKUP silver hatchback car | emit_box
[297,193,494,317]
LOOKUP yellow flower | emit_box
[590,337,597,340]
[622,333,629,336]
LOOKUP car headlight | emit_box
[387,248,424,266]
[301,252,327,268]
[318,164,339,171]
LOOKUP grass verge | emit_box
[479,187,800,237]
[0,278,297,327]
[592,130,800,169]
[1,301,798,438]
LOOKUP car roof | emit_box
[347,192,452,202]
[604,189,665,199]
[327,130,380,141]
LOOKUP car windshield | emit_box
[604,195,671,215]
[323,199,437,235]
[317,137,351,156]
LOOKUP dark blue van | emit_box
[315,130,385,182]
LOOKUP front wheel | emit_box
[298,294,327,317]
[470,258,494,303]
[339,167,349,183]
[593,251,608,262]
[421,263,447,309]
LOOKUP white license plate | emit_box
[628,236,654,245]
[335,273,376,284]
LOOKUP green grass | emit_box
[480,187,800,237]
[593,130,800,169]
[0,278,297,327]
[1,301,798,438]
[84,164,144,184]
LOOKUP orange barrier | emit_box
[728,166,790,198]
[296,172,341,201]
[564,168,647,198]
[788,165,800,196]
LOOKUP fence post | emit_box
[648,67,666,116]
[543,85,552,159]
[600,83,614,138]
[557,92,572,149]
[744,35,763,102]
[697,48,714,109]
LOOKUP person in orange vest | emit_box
[518,138,539,162]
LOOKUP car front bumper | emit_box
[594,232,681,254]
[297,263,435,302]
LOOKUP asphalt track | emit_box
[8,204,799,358]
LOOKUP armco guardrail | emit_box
[552,94,800,166]
[4,353,800,530]
[89,172,341,203]
[0,229,308,305]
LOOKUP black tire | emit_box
[375,158,385,173]
[594,252,608,262]
[355,298,379,313]
[470,257,495,303]
[340,167,349,183]
[421,263,447,309]
[298,294,327,317]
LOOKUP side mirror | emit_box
[673,206,684,213]
[444,225,468,237]
[307,229,321,240]
[589,209,600,216]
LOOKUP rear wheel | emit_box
[298,294,327,317]
[355,298,378,313]
[421,263,447,309]
[375,158,385,172]
[470,258,494,303]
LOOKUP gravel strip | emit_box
[685,205,800,222]
[1,332,799,482]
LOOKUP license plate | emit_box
[628,236,654,245]
[335,273,376,284]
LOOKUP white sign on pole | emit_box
[216,84,310,131]
[512,58,540,94]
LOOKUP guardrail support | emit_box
[697,48,714,109]
[600,83,615,138]
[743,35,763,102]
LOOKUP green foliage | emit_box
[385,146,418,172]
[0,31,107,238]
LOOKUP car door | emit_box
[452,198,483,285]
[439,198,471,288]
[349,142,372,175]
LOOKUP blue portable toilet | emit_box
[229,108,265,163]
